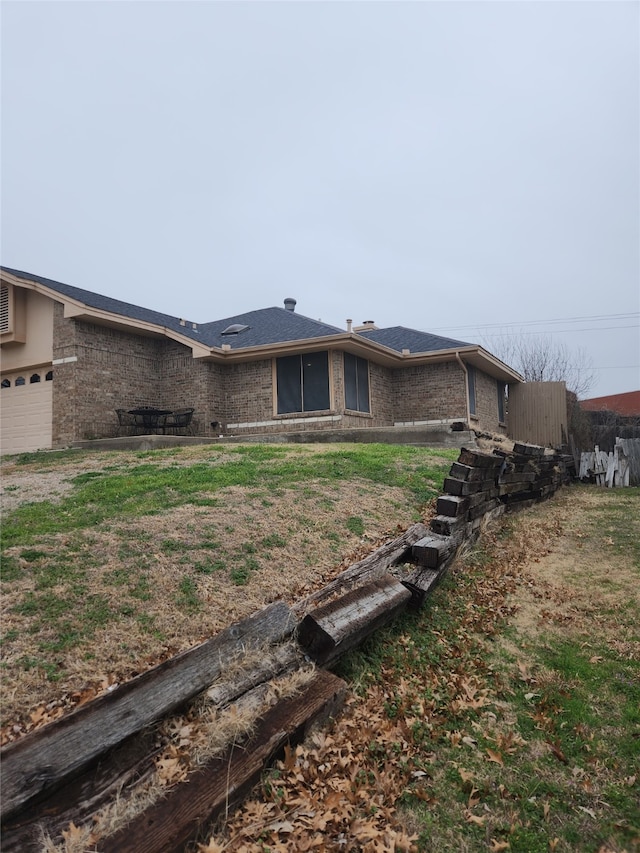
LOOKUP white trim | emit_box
[393,418,462,427]
[227,415,342,430]
[52,356,78,365]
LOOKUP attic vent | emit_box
[0,285,9,333]
[221,324,250,336]
[284,298,297,312]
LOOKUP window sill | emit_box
[274,410,335,420]
[344,409,373,418]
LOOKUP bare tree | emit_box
[483,332,596,399]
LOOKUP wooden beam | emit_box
[297,575,412,665]
[97,670,347,853]
[1,641,304,852]
[292,523,428,617]
[0,602,295,821]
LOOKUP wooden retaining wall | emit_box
[0,442,574,852]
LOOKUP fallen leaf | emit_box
[486,748,504,766]
[577,805,597,818]
[490,840,510,851]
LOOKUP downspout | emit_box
[455,351,471,425]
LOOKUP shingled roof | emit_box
[356,325,471,353]
[1,267,344,347]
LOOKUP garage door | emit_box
[1,369,53,454]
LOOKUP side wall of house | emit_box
[391,362,468,424]
[474,369,505,434]
[52,314,223,443]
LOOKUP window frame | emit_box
[274,351,331,416]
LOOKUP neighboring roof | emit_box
[356,325,471,353]
[580,391,640,417]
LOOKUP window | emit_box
[276,352,330,414]
[1,379,10,389]
[344,353,370,413]
[467,366,477,416]
[15,376,25,386]
[46,370,53,381]
[497,381,506,423]
[30,373,41,384]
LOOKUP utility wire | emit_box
[430,311,639,333]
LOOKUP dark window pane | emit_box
[467,366,476,415]
[356,356,370,413]
[276,355,302,414]
[344,352,358,410]
[497,381,506,422]
[30,373,41,383]
[15,376,25,386]
[302,351,329,411]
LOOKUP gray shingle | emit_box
[356,326,471,353]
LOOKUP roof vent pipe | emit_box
[346,319,353,333]
[284,298,297,312]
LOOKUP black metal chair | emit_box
[161,408,195,435]
[116,409,138,436]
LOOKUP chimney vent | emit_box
[284,298,297,312]
[346,319,353,333]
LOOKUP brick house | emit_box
[1,267,522,454]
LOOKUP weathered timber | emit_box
[467,498,500,521]
[458,447,503,468]
[513,442,546,457]
[411,534,458,569]
[436,494,470,517]
[430,514,467,536]
[97,670,347,853]
[468,488,499,508]
[402,568,441,608]
[1,731,160,853]
[448,462,501,482]
[0,601,295,821]
[498,481,535,496]
[205,641,303,706]
[297,575,412,665]
[498,471,536,485]
[442,477,488,496]
[292,523,428,616]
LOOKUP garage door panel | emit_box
[1,371,53,454]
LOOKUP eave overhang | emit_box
[2,270,522,383]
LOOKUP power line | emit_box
[430,311,639,333]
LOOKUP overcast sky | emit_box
[2,1,638,398]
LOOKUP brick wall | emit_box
[473,370,505,434]
[391,362,467,424]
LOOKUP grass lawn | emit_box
[0,442,457,734]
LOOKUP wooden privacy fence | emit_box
[0,443,575,853]
[579,437,640,487]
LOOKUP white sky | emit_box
[2,0,638,398]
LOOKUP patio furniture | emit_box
[161,407,195,435]
[116,409,139,436]
[128,407,173,433]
